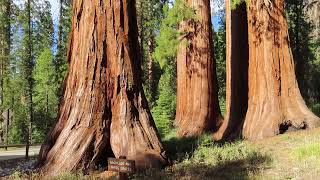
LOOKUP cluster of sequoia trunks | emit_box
[212,0,320,140]
[37,0,320,176]
[175,0,320,140]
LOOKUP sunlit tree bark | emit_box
[38,0,167,175]
[214,0,249,140]
[243,0,320,139]
[175,0,223,137]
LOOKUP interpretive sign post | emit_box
[108,156,135,180]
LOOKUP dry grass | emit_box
[135,128,320,179]
[251,128,320,179]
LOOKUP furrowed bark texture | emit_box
[38,0,166,175]
[176,0,222,137]
[243,0,320,140]
[213,1,249,140]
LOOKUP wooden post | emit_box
[26,125,30,159]
[5,109,9,151]
[0,121,3,145]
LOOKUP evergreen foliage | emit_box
[33,48,58,142]
[54,0,71,96]
[2,0,59,144]
[151,0,196,136]
[153,0,195,68]
[0,0,319,148]
[214,15,227,113]
[0,0,12,143]
[286,0,320,115]
[136,0,166,107]
[231,0,245,9]
[151,65,176,136]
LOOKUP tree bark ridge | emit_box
[38,0,166,175]
[214,1,249,140]
[176,0,222,137]
[243,0,320,139]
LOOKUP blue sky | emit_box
[212,16,222,30]
[49,0,59,24]
[13,0,59,22]
[15,0,223,30]
[46,0,223,30]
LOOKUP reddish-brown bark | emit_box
[215,0,320,140]
[243,0,320,139]
[38,0,166,175]
[213,1,249,140]
[175,0,223,137]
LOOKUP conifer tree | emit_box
[136,0,166,106]
[54,0,72,95]
[0,0,12,144]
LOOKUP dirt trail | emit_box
[0,146,40,161]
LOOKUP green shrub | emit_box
[311,103,320,116]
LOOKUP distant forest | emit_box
[0,0,319,146]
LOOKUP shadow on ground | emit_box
[135,135,271,179]
[167,155,271,180]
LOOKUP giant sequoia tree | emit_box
[213,0,248,140]
[215,0,320,140]
[175,0,222,137]
[38,0,166,175]
[243,0,320,139]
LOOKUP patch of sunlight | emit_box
[292,143,320,160]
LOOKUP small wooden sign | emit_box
[108,157,135,173]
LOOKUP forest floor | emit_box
[2,128,320,179]
[133,128,320,179]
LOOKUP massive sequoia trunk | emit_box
[175,0,222,137]
[243,0,320,139]
[38,0,166,175]
[213,0,249,140]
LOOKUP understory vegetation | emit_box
[6,128,320,179]
[0,0,319,146]
[134,128,320,179]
